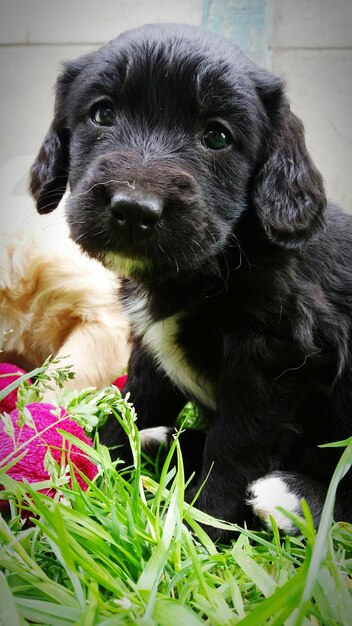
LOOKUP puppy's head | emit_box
[30,24,326,277]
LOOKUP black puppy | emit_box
[30,24,352,539]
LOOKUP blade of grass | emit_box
[0,367,45,402]
[232,534,277,598]
[0,571,23,626]
[235,562,308,626]
[293,440,352,626]
[137,476,179,591]
[153,596,205,626]
[15,597,81,626]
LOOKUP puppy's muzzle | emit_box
[110,192,162,241]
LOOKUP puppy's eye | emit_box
[91,102,115,126]
[202,122,232,150]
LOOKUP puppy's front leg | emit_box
[188,364,284,541]
[100,341,186,462]
[186,415,264,541]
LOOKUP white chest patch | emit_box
[124,288,152,337]
[143,313,216,410]
[125,291,215,409]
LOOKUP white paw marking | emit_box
[247,474,300,532]
[139,426,171,450]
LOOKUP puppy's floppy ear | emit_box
[29,55,90,214]
[252,71,326,248]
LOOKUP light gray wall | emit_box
[0,0,351,224]
[270,0,352,212]
[0,0,204,222]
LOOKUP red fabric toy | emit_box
[113,373,128,390]
[0,362,127,511]
[0,403,98,511]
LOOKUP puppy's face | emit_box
[30,24,326,276]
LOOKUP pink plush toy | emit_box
[0,402,98,511]
[0,362,127,411]
[0,363,31,413]
[0,361,127,511]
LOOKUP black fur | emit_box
[30,24,352,540]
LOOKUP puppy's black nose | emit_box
[110,193,162,238]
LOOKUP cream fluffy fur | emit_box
[0,201,130,394]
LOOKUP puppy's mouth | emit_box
[68,201,221,280]
[68,201,164,276]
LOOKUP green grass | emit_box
[0,362,352,625]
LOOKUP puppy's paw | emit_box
[247,472,300,533]
[139,426,175,455]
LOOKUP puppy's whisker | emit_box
[270,351,322,390]
[70,180,136,200]
[229,234,243,271]
[72,232,88,244]
[34,200,66,213]
[190,238,203,252]
[73,225,109,244]
[37,188,68,203]
[204,227,217,246]
[173,253,180,275]
[41,186,67,195]
[230,233,252,275]
[157,243,174,271]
